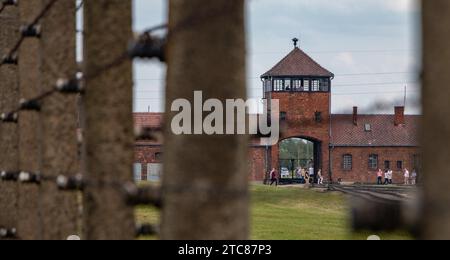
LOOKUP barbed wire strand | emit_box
[0,0,59,66]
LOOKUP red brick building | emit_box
[133,42,420,184]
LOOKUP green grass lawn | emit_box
[136,185,412,240]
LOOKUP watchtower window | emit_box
[312,80,320,91]
[293,79,302,90]
[303,79,310,91]
[284,79,291,91]
[320,79,329,92]
[264,80,272,92]
[274,80,283,91]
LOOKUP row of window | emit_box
[264,78,330,92]
[342,154,407,171]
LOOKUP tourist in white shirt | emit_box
[384,169,390,185]
[411,169,418,185]
[404,168,410,185]
[388,169,393,184]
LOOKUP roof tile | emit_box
[262,47,334,78]
[331,114,420,147]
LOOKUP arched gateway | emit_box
[278,137,323,184]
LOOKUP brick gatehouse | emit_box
[133,41,420,184]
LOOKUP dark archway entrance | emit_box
[278,137,322,184]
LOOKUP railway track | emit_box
[329,184,420,231]
[329,184,417,203]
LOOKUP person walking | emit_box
[384,169,390,185]
[270,168,278,186]
[411,169,417,185]
[377,169,383,185]
[317,169,324,185]
[404,168,410,185]
[388,169,393,184]
[309,166,315,184]
[300,167,306,184]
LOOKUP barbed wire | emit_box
[0,0,17,15]
[0,0,59,67]
[0,169,248,206]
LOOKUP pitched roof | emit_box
[134,113,163,128]
[331,114,420,147]
[261,47,334,78]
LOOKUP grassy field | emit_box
[136,185,412,240]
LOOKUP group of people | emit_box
[269,167,324,186]
[376,168,418,185]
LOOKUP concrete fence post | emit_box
[162,0,249,240]
[39,0,79,240]
[17,0,44,240]
[0,4,20,235]
[83,0,135,240]
[421,0,450,240]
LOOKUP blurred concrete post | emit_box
[421,0,450,240]
[162,0,249,240]
[17,0,43,240]
[0,5,20,233]
[39,0,79,240]
[83,0,135,240]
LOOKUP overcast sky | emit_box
[132,0,421,114]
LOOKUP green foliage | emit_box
[279,138,314,160]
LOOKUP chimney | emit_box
[353,106,358,126]
[394,106,405,126]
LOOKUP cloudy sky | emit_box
[132,0,421,114]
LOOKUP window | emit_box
[284,79,291,90]
[280,112,287,121]
[397,161,403,170]
[274,80,283,91]
[343,154,353,171]
[384,161,391,170]
[133,163,142,182]
[320,79,330,92]
[264,80,272,92]
[369,154,378,170]
[303,79,310,91]
[311,80,320,91]
[293,79,302,91]
[364,124,372,132]
[147,163,162,181]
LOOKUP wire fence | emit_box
[0,0,250,240]
[0,0,164,240]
